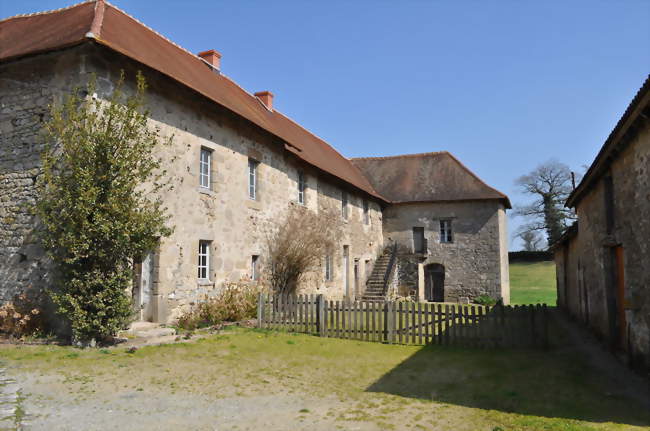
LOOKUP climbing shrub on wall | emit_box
[37,72,173,344]
[265,206,340,296]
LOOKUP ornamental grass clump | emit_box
[37,72,174,344]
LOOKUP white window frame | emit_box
[341,190,348,220]
[248,159,258,200]
[325,254,333,281]
[251,255,259,281]
[199,148,212,189]
[297,170,306,205]
[198,241,211,280]
[440,220,453,243]
[363,199,369,225]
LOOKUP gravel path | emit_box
[0,367,30,430]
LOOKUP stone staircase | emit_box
[361,247,395,301]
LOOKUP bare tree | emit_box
[517,230,544,251]
[514,159,578,247]
[265,206,340,296]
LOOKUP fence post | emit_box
[257,293,264,329]
[542,304,549,350]
[316,294,325,337]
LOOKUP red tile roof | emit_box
[0,0,385,202]
[351,152,511,208]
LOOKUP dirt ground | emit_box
[1,312,649,431]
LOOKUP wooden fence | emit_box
[257,294,550,348]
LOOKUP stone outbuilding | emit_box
[0,0,510,323]
[554,75,650,374]
[352,152,510,303]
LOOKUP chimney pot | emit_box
[198,49,221,71]
[255,91,274,110]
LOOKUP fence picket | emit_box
[257,294,550,349]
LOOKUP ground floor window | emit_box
[251,255,259,281]
[198,241,211,280]
[325,254,333,281]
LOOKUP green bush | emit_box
[177,282,260,330]
[36,72,173,344]
[473,295,497,306]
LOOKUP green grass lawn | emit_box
[1,327,648,430]
[510,261,557,305]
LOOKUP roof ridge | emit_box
[350,151,447,161]
[101,1,212,68]
[0,0,94,23]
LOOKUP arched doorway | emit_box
[424,263,445,302]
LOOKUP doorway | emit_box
[353,258,360,299]
[133,251,155,321]
[424,263,445,302]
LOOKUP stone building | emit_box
[352,152,510,303]
[0,1,509,323]
[554,75,650,374]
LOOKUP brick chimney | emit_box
[255,91,274,110]
[198,49,221,71]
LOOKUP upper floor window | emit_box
[199,148,212,189]
[413,227,425,253]
[297,170,306,205]
[248,158,258,200]
[440,220,453,243]
[198,241,211,280]
[341,190,348,220]
[363,200,369,225]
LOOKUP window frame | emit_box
[198,240,211,280]
[325,254,333,281]
[297,170,306,205]
[248,158,258,200]
[251,255,260,281]
[341,190,348,220]
[440,220,453,243]
[199,148,212,189]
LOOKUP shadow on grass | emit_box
[366,322,650,427]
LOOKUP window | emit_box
[440,220,453,243]
[199,148,212,189]
[413,227,425,253]
[297,170,306,205]
[341,190,348,219]
[325,254,333,281]
[363,200,369,225]
[198,241,210,280]
[248,158,258,200]
[251,255,259,281]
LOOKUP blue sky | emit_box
[2,0,649,249]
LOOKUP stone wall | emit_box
[0,49,84,304]
[381,200,509,303]
[0,44,384,323]
[555,116,650,372]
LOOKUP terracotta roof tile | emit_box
[350,151,511,208]
[0,0,385,202]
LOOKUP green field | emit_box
[510,261,557,305]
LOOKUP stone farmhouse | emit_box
[554,75,649,374]
[0,0,510,324]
